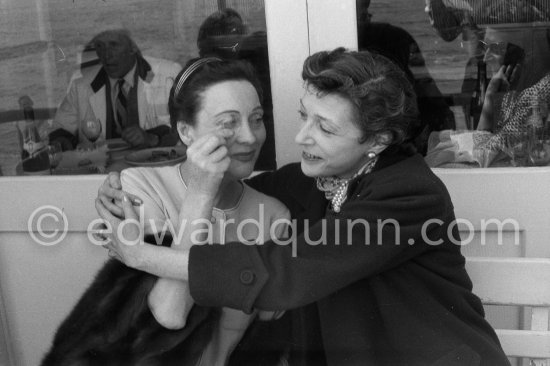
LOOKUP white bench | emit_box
[466,257,550,366]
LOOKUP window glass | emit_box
[0,0,275,176]
[357,0,550,168]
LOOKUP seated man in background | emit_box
[49,29,181,150]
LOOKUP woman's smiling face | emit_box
[181,80,265,180]
[295,85,378,179]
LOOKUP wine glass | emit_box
[47,142,63,173]
[82,119,102,149]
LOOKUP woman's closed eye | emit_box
[318,120,335,135]
[217,116,240,130]
[298,110,335,135]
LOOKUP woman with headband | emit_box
[97,49,508,365]
[42,58,289,366]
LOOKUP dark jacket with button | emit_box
[189,147,510,366]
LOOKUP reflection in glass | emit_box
[358,0,550,169]
[0,0,274,175]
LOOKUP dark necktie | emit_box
[115,79,128,130]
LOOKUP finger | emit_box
[124,133,143,146]
[208,145,230,163]
[503,65,513,79]
[509,64,521,83]
[99,194,124,218]
[127,129,142,141]
[100,173,140,205]
[110,189,143,206]
[191,134,226,155]
[121,126,138,137]
[108,172,122,190]
[121,132,140,146]
[121,195,139,221]
[124,127,146,142]
[100,180,142,206]
[95,198,121,226]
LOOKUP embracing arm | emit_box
[189,160,455,313]
[98,156,453,315]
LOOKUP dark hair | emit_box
[357,22,416,83]
[301,47,418,145]
[197,8,245,58]
[169,58,263,129]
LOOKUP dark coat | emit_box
[189,147,510,366]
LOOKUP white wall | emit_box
[0,176,107,366]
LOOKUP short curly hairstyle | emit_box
[302,47,418,146]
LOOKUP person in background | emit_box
[49,29,181,150]
[97,48,509,365]
[197,8,246,59]
[425,0,550,102]
[424,2,550,168]
[425,45,550,168]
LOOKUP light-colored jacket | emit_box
[52,56,181,143]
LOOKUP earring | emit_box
[367,151,377,159]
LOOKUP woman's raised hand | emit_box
[486,64,521,96]
[478,64,521,132]
[185,129,233,195]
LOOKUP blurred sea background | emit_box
[0,0,468,175]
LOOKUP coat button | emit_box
[239,270,255,285]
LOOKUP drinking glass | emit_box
[527,132,550,166]
[82,119,102,149]
[500,132,528,167]
[47,142,63,173]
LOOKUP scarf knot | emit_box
[315,157,378,212]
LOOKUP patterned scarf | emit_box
[315,157,378,212]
